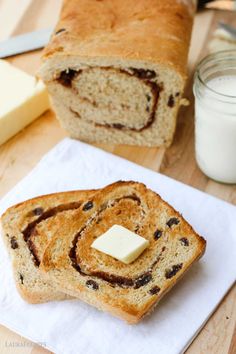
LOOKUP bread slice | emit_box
[0,190,96,303]
[38,0,196,147]
[40,181,206,323]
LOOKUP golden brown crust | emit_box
[1,190,95,220]
[38,1,196,148]
[42,0,195,77]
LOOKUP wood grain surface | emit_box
[0,1,235,353]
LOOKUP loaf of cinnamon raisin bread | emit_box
[1,189,96,303]
[40,181,206,323]
[39,0,196,147]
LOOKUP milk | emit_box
[195,75,236,183]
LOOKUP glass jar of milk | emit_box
[193,50,236,183]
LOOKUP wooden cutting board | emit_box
[0,1,235,353]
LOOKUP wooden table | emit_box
[0,1,235,353]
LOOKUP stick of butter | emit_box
[91,224,149,264]
[0,59,50,146]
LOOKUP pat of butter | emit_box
[91,225,149,264]
[0,59,50,146]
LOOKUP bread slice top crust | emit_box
[41,181,206,323]
[0,190,96,303]
[40,0,196,81]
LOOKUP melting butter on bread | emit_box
[39,181,206,323]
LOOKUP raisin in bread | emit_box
[38,0,196,147]
[40,181,206,323]
[0,190,96,303]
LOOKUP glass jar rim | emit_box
[196,50,236,99]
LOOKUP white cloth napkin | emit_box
[0,138,235,354]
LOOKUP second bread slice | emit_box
[1,190,96,303]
